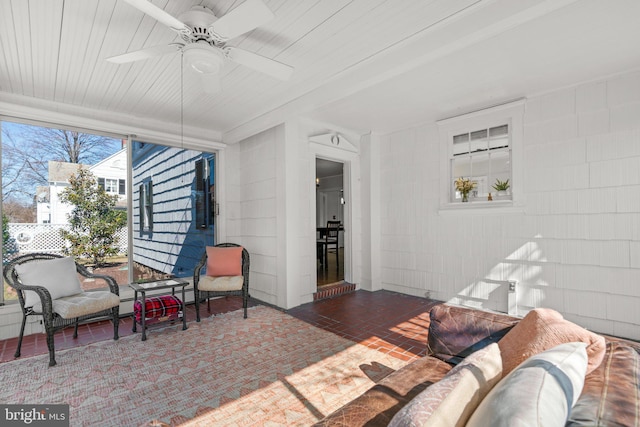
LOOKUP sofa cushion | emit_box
[566,341,640,426]
[388,343,502,427]
[466,342,588,427]
[498,308,606,376]
[15,256,83,308]
[314,356,452,427]
[427,304,519,365]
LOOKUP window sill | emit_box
[438,200,525,215]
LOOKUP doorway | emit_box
[315,158,344,287]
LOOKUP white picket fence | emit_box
[5,223,128,257]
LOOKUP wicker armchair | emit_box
[193,243,250,322]
[3,253,120,367]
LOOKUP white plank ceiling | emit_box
[1,0,640,144]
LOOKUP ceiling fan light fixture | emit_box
[183,43,224,74]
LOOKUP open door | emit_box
[315,158,344,286]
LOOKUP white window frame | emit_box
[104,178,118,193]
[437,99,525,213]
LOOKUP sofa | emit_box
[314,304,640,426]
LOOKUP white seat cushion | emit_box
[198,275,243,292]
[33,291,120,319]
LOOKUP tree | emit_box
[2,213,18,264]
[59,168,127,266]
[2,198,36,223]
[2,122,121,204]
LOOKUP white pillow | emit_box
[15,257,83,308]
[466,342,588,427]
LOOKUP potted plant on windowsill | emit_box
[492,179,510,198]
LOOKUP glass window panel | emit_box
[453,133,469,156]
[1,120,127,301]
[105,178,118,193]
[489,151,511,198]
[451,157,472,201]
[489,124,508,136]
[489,135,509,150]
[132,141,217,282]
[470,129,487,140]
[470,129,488,153]
[470,153,490,198]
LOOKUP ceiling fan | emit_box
[107,0,294,93]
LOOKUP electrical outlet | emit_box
[425,290,432,299]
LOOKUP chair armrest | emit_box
[86,273,120,296]
[193,252,207,289]
[11,282,55,319]
[74,262,119,296]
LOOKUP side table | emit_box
[129,279,189,341]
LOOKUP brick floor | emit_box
[0,289,439,364]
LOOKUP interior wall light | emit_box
[316,178,320,188]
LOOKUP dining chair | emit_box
[317,220,341,271]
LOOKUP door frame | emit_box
[310,144,357,286]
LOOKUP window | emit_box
[438,99,524,210]
[195,157,216,230]
[105,178,118,193]
[139,180,153,232]
[98,178,125,195]
[451,124,510,202]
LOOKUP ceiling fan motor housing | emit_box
[178,6,219,45]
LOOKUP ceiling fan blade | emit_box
[122,0,188,31]
[226,47,293,80]
[198,72,221,95]
[107,44,180,64]
[211,0,274,40]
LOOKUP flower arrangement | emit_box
[454,177,477,202]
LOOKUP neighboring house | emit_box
[132,141,215,279]
[36,161,87,224]
[91,148,127,210]
[35,149,127,224]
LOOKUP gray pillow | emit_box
[15,257,83,308]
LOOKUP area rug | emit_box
[0,305,407,426]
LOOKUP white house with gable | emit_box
[36,149,127,224]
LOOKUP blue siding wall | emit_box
[132,142,215,278]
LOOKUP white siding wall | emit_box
[49,184,74,224]
[379,70,640,340]
[227,126,280,306]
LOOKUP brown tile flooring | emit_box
[0,290,439,364]
[317,247,344,286]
